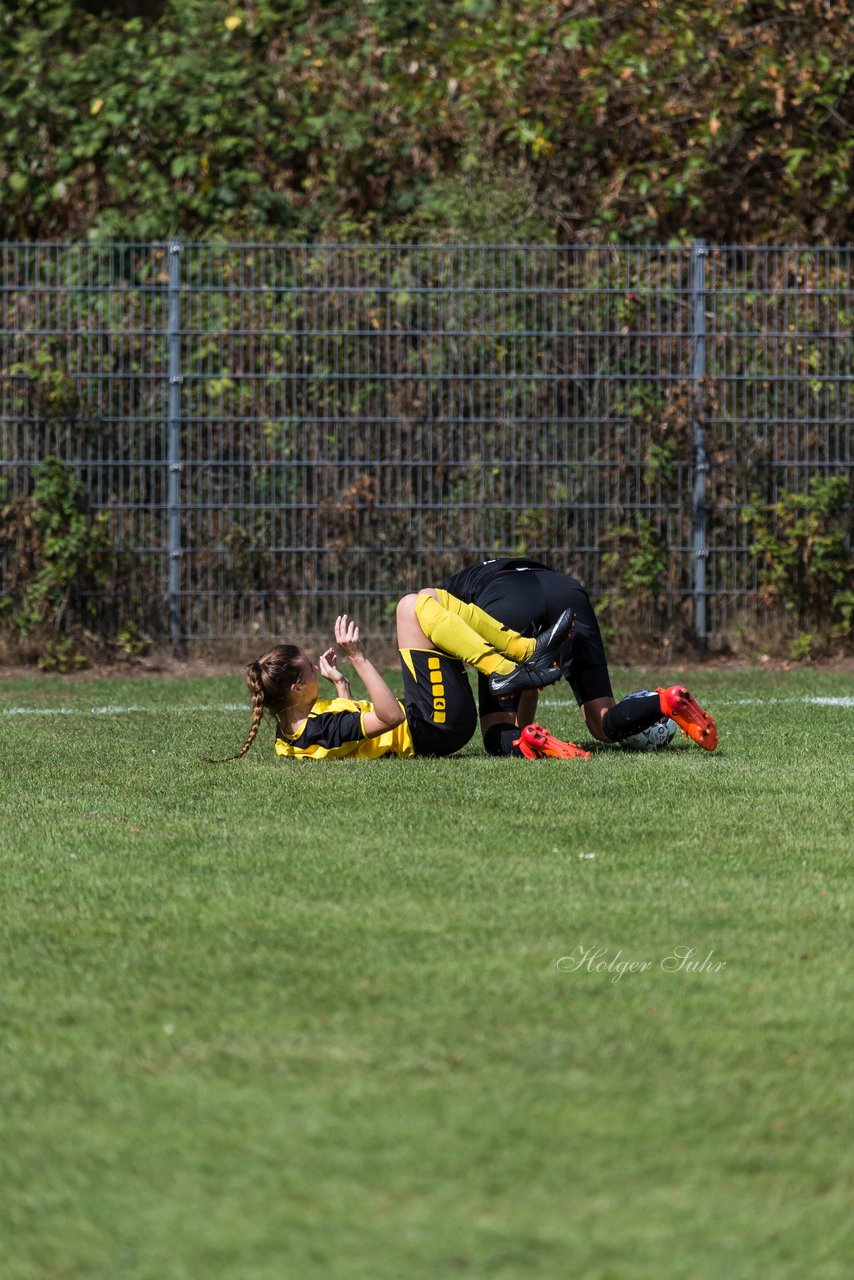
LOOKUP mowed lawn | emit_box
[1,665,851,1280]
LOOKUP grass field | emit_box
[1,664,852,1280]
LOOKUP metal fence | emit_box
[1,241,852,648]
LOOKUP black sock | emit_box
[483,724,525,757]
[602,694,662,742]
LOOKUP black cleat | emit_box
[488,609,576,696]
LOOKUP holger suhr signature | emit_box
[557,945,727,983]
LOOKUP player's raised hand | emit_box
[318,646,343,683]
[334,614,364,660]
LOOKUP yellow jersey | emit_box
[274,697,415,761]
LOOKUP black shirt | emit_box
[442,558,552,604]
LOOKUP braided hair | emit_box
[210,644,304,762]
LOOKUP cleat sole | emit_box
[489,610,576,697]
[657,685,718,751]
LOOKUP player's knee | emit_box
[409,588,442,625]
[396,593,419,624]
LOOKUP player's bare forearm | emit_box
[335,614,403,728]
[349,652,402,727]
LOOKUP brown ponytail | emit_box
[207,644,304,762]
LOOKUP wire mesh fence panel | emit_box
[1,242,851,649]
[0,242,173,640]
[703,246,853,636]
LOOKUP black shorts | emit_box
[399,649,478,757]
[460,568,614,713]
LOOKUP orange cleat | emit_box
[514,722,592,761]
[657,685,718,751]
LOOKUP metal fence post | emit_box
[167,240,183,650]
[691,239,708,646]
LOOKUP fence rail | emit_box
[1,242,852,650]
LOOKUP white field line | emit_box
[1,696,853,717]
[538,695,854,709]
[0,702,249,717]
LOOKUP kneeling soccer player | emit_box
[214,589,587,762]
[441,557,719,755]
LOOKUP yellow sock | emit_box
[414,592,532,677]
[435,590,536,662]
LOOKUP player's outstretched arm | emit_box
[335,615,404,735]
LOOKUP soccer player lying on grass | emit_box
[216,589,589,762]
[440,557,719,756]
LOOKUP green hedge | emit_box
[1,1,852,242]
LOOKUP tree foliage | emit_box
[1,0,852,242]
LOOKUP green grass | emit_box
[1,666,852,1280]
